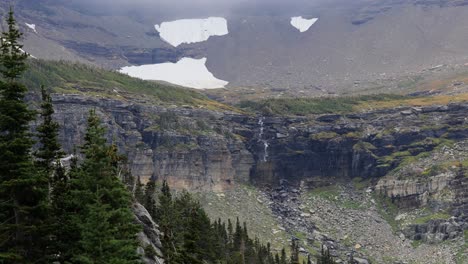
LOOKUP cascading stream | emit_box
[258,117,269,162]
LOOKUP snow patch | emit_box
[25,23,37,33]
[120,57,228,89]
[1,37,36,59]
[290,16,318,33]
[19,48,36,59]
[155,17,228,47]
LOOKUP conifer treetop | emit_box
[0,7,28,81]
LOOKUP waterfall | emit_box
[258,117,269,162]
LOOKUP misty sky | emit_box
[62,0,345,18]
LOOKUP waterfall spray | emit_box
[258,117,269,162]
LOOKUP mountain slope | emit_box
[23,59,237,112]
[7,0,468,94]
[15,57,468,263]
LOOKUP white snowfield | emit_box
[120,57,228,89]
[290,16,318,33]
[155,17,228,47]
[25,23,37,33]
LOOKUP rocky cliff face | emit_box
[50,93,468,256]
[51,93,468,192]
[51,94,254,191]
[133,203,164,264]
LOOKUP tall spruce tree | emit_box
[76,110,140,263]
[55,110,140,263]
[0,7,48,262]
[280,248,287,264]
[134,175,145,203]
[317,246,336,264]
[157,180,180,264]
[35,85,66,261]
[290,239,300,264]
[144,179,157,217]
[35,86,63,174]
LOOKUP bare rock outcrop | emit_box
[132,203,164,264]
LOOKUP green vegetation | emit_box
[21,59,239,112]
[36,85,64,172]
[144,112,215,136]
[377,150,412,170]
[373,194,400,232]
[51,110,141,263]
[353,141,376,152]
[397,76,423,90]
[23,59,202,102]
[136,180,339,264]
[316,246,337,264]
[198,185,290,252]
[307,186,340,201]
[0,12,140,262]
[140,180,286,264]
[310,131,339,140]
[351,177,371,192]
[307,185,363,210]
[377,138,455,174]
[238,94,405,116]
[0,9,48,261]
[412,212,451,225]
[343,131,363,140]
[455,230,468,263]
[410,240,423,249]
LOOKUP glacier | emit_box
[120,58,228,89]
[290,16,318,33]
[155,17,228,47]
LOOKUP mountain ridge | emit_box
[8,0,468,94]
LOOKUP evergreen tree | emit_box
[72,189,139,264]
[144,179,157,217]
[134,176,145,203]
[233,217,243,251]
[48,158,68,259]
[0,7,28,80]
[274,253,280,264]
[56,110,140,263]
[121,166,135,193]
[179,201,210,264]
[148,181,285,264]
[0,7,48,262]
[317,246,336,264]
[280,248,287,264]
[227,218,233,246]
[35,85,63,174]
[290,239,300,264]
[157,180,180,263]
[33,84,66,261]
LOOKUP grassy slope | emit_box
[22,60,468,116]
[239,93,468,116]
[22,59,238,112]
[237,69,468,116]
[196,185,290,253]
[238,94,405,115]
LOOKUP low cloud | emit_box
[61,0,332,18]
